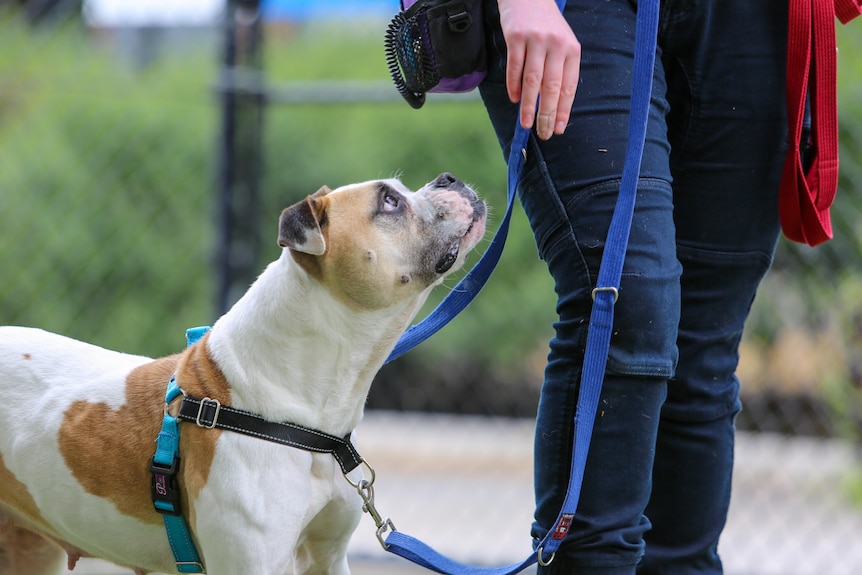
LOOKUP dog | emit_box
[0,173,486,575]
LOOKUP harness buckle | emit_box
[195,398,222,429]
[150,456,183,516]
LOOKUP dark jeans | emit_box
[479,0,787,573]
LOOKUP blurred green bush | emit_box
[0,15,216,355]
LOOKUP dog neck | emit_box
[205,250,429,436]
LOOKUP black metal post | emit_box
[216,0,265,316]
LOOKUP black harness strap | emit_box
[176,396,363,474]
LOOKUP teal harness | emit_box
[149,326,210,573]
[148,326,365,574]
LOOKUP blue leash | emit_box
[385,117,527,364]
[380,0,660,572]
[384,0,553,366]
[386,125,524,364]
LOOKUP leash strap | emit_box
[779,0,860,246]
[537,0,658,559]
[386,135,522,364]
[175,396,363,473]
[381,0,659,572]
[835,0,862,22]
[385,0,553,364]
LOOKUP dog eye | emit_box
[382,192,400,212]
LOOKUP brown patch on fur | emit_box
[0,454,52,533]
[57,355,180,525]
[56,335,231,529]
[314,184,418,311]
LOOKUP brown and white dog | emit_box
[0,173,486,575]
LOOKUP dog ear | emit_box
[277,186,331,255]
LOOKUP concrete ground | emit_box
[65,411,862,575]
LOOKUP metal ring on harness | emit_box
[343,457,376,490]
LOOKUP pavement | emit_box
[64,410,862,575]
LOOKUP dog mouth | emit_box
[421,173,486,276]
[435,239,462,275]
[434,219,477,274]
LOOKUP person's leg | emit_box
[639,0,788,572]
[480,0,678,571]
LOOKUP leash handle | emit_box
[382,0,659,572]
[778,0,860,246]
[778,0,839,246]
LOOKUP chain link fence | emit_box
[2,4,862,574]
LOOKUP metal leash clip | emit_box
[344,459,397,549]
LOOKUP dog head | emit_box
[278,173,486,310]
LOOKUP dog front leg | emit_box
[293,536,352,575]
[291,497,360,575]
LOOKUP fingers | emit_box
[516,43,548,134]
[505,39,526,106]
[534,47,580,140]
[499,0,581,140]
[511,41,580,140]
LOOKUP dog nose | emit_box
[433,172,459,188]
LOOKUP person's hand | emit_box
[497,0,581,139]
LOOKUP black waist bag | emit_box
[384,0,487,109]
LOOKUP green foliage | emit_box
[0,14,216,356]
[0,15,555,372]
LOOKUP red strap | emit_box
[835,0,862,24]
[779,0,839,246]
